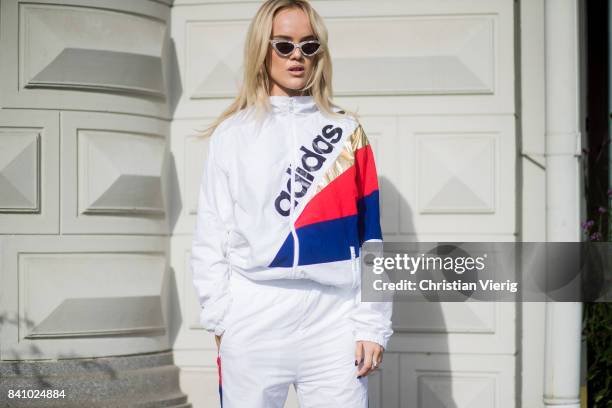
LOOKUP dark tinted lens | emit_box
[301,42,320,55]
[275,42,295,55]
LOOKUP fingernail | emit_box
[354,360,358,366]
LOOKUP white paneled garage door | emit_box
[172,1,517,407]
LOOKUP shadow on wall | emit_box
[372,175,457,408]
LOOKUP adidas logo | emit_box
[274,124,343,216]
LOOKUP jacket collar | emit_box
[269,95,318,115]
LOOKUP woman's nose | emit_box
[290,46,303,59]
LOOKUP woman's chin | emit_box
[282,79,307,91]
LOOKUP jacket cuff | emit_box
[355,330,387,350]
[198,293,232,336]
[213,324,226,337]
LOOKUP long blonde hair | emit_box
[197,0,357,138]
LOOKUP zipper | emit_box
[289,98,300,275]
[226,230,233,278]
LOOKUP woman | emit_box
[191,1,393,406]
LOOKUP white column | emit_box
[543,1,583,407]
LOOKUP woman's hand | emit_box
[215,334,223,352]
[355,340,384,378]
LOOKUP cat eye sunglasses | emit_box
[269,39,322,57]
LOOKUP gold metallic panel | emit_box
[314,124,369,193]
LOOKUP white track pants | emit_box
[216,271,368,408]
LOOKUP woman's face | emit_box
[267,7,317,96]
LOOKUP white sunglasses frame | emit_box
[269,39,322,57]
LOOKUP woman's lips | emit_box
[288,66,304,75]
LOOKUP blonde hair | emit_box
[197,0,358,138]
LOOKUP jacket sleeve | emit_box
[351,124,394,350]
[190,129,234,337]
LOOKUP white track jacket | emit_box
[191,95,393,349]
